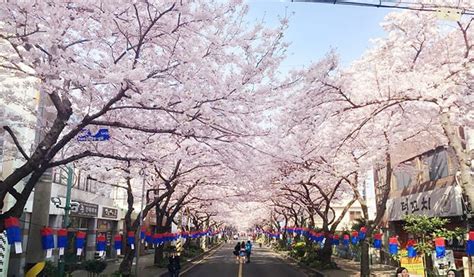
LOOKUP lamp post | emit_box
[134,172,146,277]
[58,166,74,277]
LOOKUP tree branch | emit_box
[3,126,30,161]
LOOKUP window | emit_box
[349,211,362,221]
[423,148,449,181]
[393,160,417,190]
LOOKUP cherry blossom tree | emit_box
[0,0,289,230]
[286,11,473,276]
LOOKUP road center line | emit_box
[238,261,243,277]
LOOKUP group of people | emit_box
[234,240,253,263]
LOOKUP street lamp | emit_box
[53,166,74,277]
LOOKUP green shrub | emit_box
[82,260,107,276]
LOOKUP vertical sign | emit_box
[0,233,10,277]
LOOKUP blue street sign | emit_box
[77,128,110,142]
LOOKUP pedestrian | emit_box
[234,242,241,262]
[245,240,252,263]
[446,269,457,277]
[396,267,409,277]
[167,248,181,277]
[239,241,247,263]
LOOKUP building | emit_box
[0,53,40,276]
[24,167,127,260]
[375,127,473,268]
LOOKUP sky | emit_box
[245,0,394,70]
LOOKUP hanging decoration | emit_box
[406,239,417,258]
[127,231,135,250]
[434,237,446,259]
[57,229,68,256]
[358,227,367,240]
[332,234,340,246]
[389,236,398,255]
[145,231,153,247]
[351,231,359,245]
[40,227,55,258]
[154,233,163,246]
[5,217,22,254]
[114,234,122,255]
[343,234,350,246]
[373,233,382,249]
[466,231,474,256]
[96,234,106,257]
[75,231,86,256]
[140,227,146,243]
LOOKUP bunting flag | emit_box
[5,217,22,254]
[389,236,398,255]
[315,232,324,244]
[358,227,367,240]
[153,233,163,246]
[180,231,189,240]
[466,232,474,256]
[40,227,55,258]
[145,231,152,247]
[406,239,417,258]
[140,227,146,243]
[351,231,359,245]
[332,235,340,246]
[57,229,68,256]
[343,234,350,246]
[114,234,122,255]
[75,231,86,256]
[96,234,106,257]
[373,233,382,249]
[434,237,446,259]
[127,231,135,250]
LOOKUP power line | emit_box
[291,0,474,17]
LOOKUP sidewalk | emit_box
[72,253,167,277]
[274,249,396,277]
[72,243,223,277]
[324,256,396,277]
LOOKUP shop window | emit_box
[423,148,449,181]
[349,211,362,221]
[69,216,89,229]
[393,160,418,190]
[394,171,411,190]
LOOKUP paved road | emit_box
[182,242,307,277]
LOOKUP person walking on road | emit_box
[245,240,252,263]
[239,241,247,263]
[168,248,181,277]
[234,242,241,262]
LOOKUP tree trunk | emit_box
[154,224,171,265]
[360,231,371,277]
[119,245,136,276]
[320,236,332,262]
[440,112,474,211]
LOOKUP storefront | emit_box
[386,175,467,268]
[69,200,99,259]
[97,206,119,258]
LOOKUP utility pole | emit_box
[58,166,73,277]
[135,173,146,276]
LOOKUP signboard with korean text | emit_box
[101,207,118,219]
[387,185,463,221]
[70,201,99,217]
[400,256,425,277]
[432,250,456,276]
